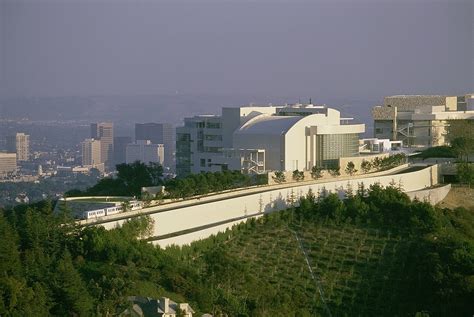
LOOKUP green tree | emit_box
[345,161,358,176]
[310,166,323,179]
[319,193,345,221]
[272,171,286,183]
[360,160,372,173]
[328,165,340,177]
[457,162,474,187]
[372,157,382,171]
[121,201,131,213]
[86,177,127,196]
[446,120,474,161]
[54,250,94,316]
[292,170,304,182]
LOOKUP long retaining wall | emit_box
[89,164,439,248]
[406,184,451,205]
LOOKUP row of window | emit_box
[185,121,222,129]
[197,132,223,141]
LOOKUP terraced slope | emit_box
[198,219,423,316]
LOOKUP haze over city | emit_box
[0,1,473,316]
[1,0,472,123]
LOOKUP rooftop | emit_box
[236,115,304,135]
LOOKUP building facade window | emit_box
[206,122,221,129]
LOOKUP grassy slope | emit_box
[199,221,421,316]
[156,186,474,316]
[78,187,474,316]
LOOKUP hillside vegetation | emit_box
[0,185,473,316]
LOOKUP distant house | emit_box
[15,193,29,204]
[141,185,166,197]
[121,296,194,317]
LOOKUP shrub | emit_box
[360,160,372,173]
[328,165,340,177]
[310,166,323,179]
[345,161,358,176]
[292,170,305,182]
[272,171,286,183]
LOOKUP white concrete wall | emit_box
[406,184,451,205]
[283,115,321,171]
[233,132,282,171]
[152,218,256,248]
[94,165,438,248]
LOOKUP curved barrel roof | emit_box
[235,114,304,135]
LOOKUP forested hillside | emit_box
[0,185,473,316]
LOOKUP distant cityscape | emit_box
[0,93,472,206]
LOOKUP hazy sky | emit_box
[1,0,473,100]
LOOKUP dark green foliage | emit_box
[292,170,305,182]
[165,170,261,199]
[360,159,372,173]
[446,120,474,162]
[66,161,164,197]
[457,162,474,186]
[53,250,94,316]
[413,146,457,159]
[379,153,406,170]
[0,186,472,316]
[272,171,286,183]
[327,165,340,177]
[310,166,323,179]
[345,161,357,175]
[69,164,265,200]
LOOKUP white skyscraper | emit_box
[6,133,30,161]
[81,138,101,166]
[126,140,164,165]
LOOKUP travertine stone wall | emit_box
[384,95,446,111]
[372,106,396,120]
[88,165,438,248]
[406,184,450,205]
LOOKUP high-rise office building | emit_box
[113,136,132,165]
[126,140,164,165]
[91,122,114,169]
[81,138,101,166]
[6,133,30,161]
[0,153,17,177]
[135,123,174,170]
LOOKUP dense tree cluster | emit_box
[164,170,266,199]
[413,146,457,159]
[370,153,406,172]
[446,120,474,162]
[66,162,164,197]
[293,185,473,315]
[0,185,472,316]
[66,162,267,199]
[444,120,474,185]
[297,184,437,233]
